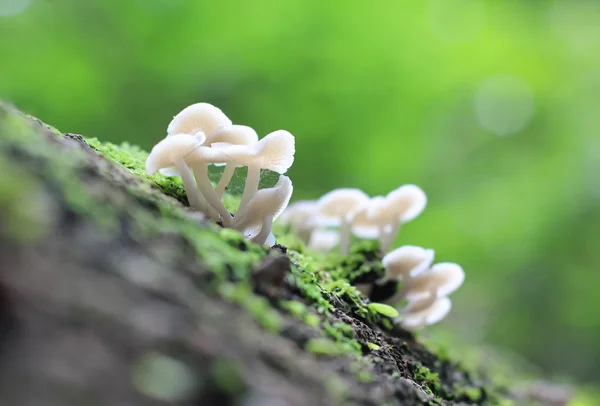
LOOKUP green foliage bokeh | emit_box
[1,0,600,383]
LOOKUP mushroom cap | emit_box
[167,103,232,137]
[381,245,435,280]
[404,262,465,301]
[401,293,437,314]
[316,188,369,225]
[278,200,318,230]
[376,184,427,224]
[205,124,259,147]
[235,175,294,232]
[211,130,295,174]
[400,297,452,331]
[351,196,386,238]
[307,229,340,252]
[146,133,205,175]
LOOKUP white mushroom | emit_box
[307,229,340,252]
[264,232,277,248]
[400,297,452,331]
[402,262,465,302]
[211,130,295,223]
[351,196,387,239]
[167,102,232,137]
[146,133,236,225]
[205,125,259,198]
[377,185,427,251]
[146,133,207,211]
[234,175,293,246]
[160,102,233,177]
[381,245,435,283]
[316,188,369,255]
[278,200,319,241]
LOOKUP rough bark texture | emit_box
[0,103,515,406]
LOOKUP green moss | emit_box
[458,386,482,401]
[0,104,119,238]
[306,338,347,357]
[304,313,321,327]
[414,365,442,393]
[211,358,247,395]
[280,300,307,318]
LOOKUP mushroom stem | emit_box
[235,166,260,222]
[215,163,237,198]
[380,222,401,252]
[193,165,234,227]
[251,214,274,245]
[339,216,351,255]
[174,159,205,210]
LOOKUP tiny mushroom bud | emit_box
[234,175,293,246]
[400,297,452,331]
[214,130,295,222]
[278,200,319,241]
[377,185,427,252]
[205,125,259,198]
[307,229,340,252]
[167,102,232,137]
[146,133,207,211]
[316,188,369,255]
[381,245,435,283]
[402,262,465,302]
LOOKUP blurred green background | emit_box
[1,0,599,385]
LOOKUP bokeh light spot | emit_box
[132,352,199,402]
[474,75,535,136]
[0,0,33,17]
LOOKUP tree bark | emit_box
[0,103,513,406]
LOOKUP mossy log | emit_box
[0,102,517,406]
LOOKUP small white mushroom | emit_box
[381,245,435,283]
[145,133,207,211]
[307,229,340,252]
[316,188,369,255]
[146,133,237,225]
[351,196,387,239]
[278,200,319,241]
[400,297,452,331]
[234,175,293,246]
[377,185,427,252]
[211,130,295,223]
[167,102,232,137]
[205,125,259,198]
[402,262,465,301]
[160,103,232,177]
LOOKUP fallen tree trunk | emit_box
[0,102,517,406]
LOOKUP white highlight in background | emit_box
[0,0,33,17]
[474,75,535,136]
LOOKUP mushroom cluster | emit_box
[380,246,464,331]
[145,103,295,246]
[279,184,426,254]
[280,184,465,331]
